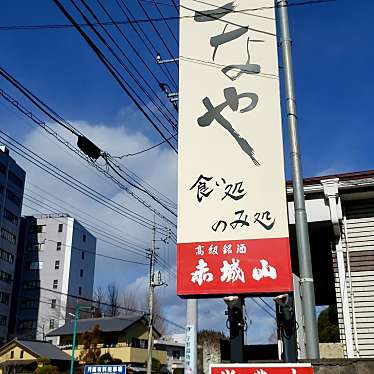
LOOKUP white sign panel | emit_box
[185,324,196,373]
[177,0,292,296]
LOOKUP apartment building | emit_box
[0,146,25,345]
[10,214,96,344]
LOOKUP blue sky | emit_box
[0,0,373,340]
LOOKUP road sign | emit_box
[210,364,313,374]
[177,0,292,297]
[84,365,126,374]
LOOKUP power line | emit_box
[18,285,185,330]
[53,0,178,154]
[0,1,336,31]
[113,134,177,158]
[94,0,178,126]
[115,0,178,92]
[0,131,172,234]
[0,87,177,225]
[26,181,149,246]
[76,0,178,133]
[22,194,151,258]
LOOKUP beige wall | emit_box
[64,346,167,365]
[0,345,36,363]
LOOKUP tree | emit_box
[318,304,340,343]
[93,286,106,317]
[98,352,122,365]
[34,357,59,374]
[79,325,102,364]
[107,282,120,317]
[122,289,138,315]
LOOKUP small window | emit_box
[78,287,82,296]
[58,224,63,232]
[56,242,62,251]
[49,319,55,329]
[51,299,56,309]
[81,251,85,260]
[20,350,24,359]
[55,260,60,270]
[10,351,14,359]
[53,280,58,289]
[83,234,86,242]
[80,269,83,277]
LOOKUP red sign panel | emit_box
[211,364,314,374]
[177,238,292,297]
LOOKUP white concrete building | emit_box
[11,214,96,343]
[0,146,25,345]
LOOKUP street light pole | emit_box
[277,0,320,359]
[70,304,79,374]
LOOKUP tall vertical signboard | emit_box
[177,0,292,297]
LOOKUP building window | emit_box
[27,242,44,252]
[55,260,60,270]
[173,350,181,360]
[0,270,12,284]
[51,299,57,309]
[53,280,58,289]
[10,351,14,359]
[3,209,19,225]
[49,319,55,329]
[56,242,62,251]
[83,234,86,242]
[20,300,38,310]
[0,291,9,305]
[80,269,83,277]
[8,170,24,189]
[20,350,24,359]
[1,228,16,245]
[29,225,46,233]
[0,161,6,175]
[58,224,63,232]
[78,287,82,296]
[0,248,14,264]
[19,320,37,329]
[28,261,43,270]
[0,315,7,326]
[23,280,40,289]
[6,189,21,207]
[81,251,85,260]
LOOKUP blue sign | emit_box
[84,365,126,374]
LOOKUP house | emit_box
[154,335,184,374]
[47,315,167,371]
[0,338,71,374]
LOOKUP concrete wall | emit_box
[312,359,374,373]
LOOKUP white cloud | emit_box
[6,111,274,342]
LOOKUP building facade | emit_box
[48,315,167,370]
[288,170,374,358]
[10,214,96,343]
[0,146,25,345]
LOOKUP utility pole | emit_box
[146,221,166,374]
[185,299,197,374]
[146,223,156,374]
[277,0,320,359]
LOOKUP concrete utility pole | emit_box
[277,0,320,359]
[146,223,156,374]
[185,299,197,374]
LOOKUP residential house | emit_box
[154,335,184,374]
[47,315,167,371]
[0,338,71,374]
